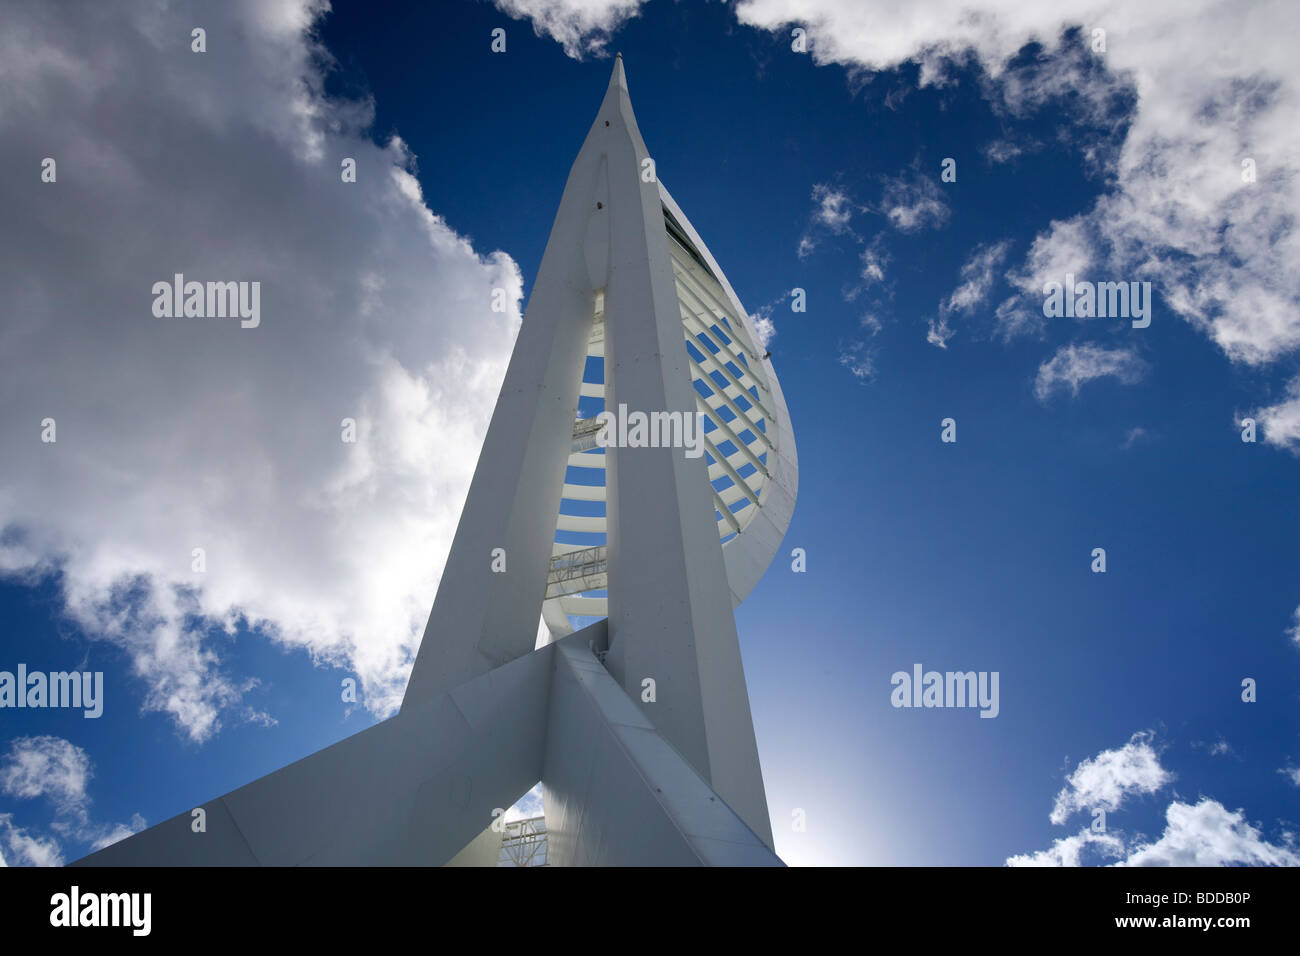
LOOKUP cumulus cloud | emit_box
[0,737,144,865]
[1049,731,1172,825]
[0,815,64,868]
[1119,799,1300,867]
[1010,731,1299,866]
[1006,828,1125,867]
[1034,343,1146,401]
[0,736,91,819]
[1252,377,1300,454]
[493,0,644,59]
[0,1,522,741]
[733,0,1300,372]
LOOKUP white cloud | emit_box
[0,737,143,865]
[799,183,861,257]
[929,240,1011,346]
[993,296,1045,342]
[734,0,1300,370]
[838,341,875,382]
[1006,827,1125,867]
[945,240,1012,314]
[505,783,545,821]
[926,316,954,349]
[88,813,148,852]
[1279,766,1300,787]
[1289,605,1300,647]
[1010,732,1299,866]
[1034,343,1146,402]
[1049,731,1171,825]
[859,243,888,286]
[1252,377,1300,454]
[877,171,950,233]
[493,0,644,59]
[813,184,855,231]
[1118,799,1300,867]
[984,138,1026,164]
[0,736,91,819]
[0,815,63,868]
[0,1,522,740]
[1007,217,1095,300]
[1122,426,1147,448]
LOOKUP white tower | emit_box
[76,56,797,868]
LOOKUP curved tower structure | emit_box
[77,56,797,868]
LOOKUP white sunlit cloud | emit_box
[926,317,954,349]
[0,736,145,865]
[1007,731,1300,866]
[493,0,645,59]
[798,183,860,258]
[730,0,1300,390]
[1252,378,1300,454]
[0,0,522,742]
[927,240,1013,348]
[1034,343,1146,402]
[1118,799,1300,867]
[1048,730,1171,825]
[504,1,1300,404]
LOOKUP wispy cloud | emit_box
[876,170,950,233]
[838,341,876,383]
[926,317,954,349]
[799,183,862,258]
[1034,343,1146,402]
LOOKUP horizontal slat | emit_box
[568,450,607,470]
[556,513,605,533]
[561,482,606,501]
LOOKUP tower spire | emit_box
[76,60,797,868]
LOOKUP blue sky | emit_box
[1,0,1298,866]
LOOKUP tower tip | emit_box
[608,53,627,92]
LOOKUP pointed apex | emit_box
[608,53,627,93]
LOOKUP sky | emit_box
[0,0,1298,867]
